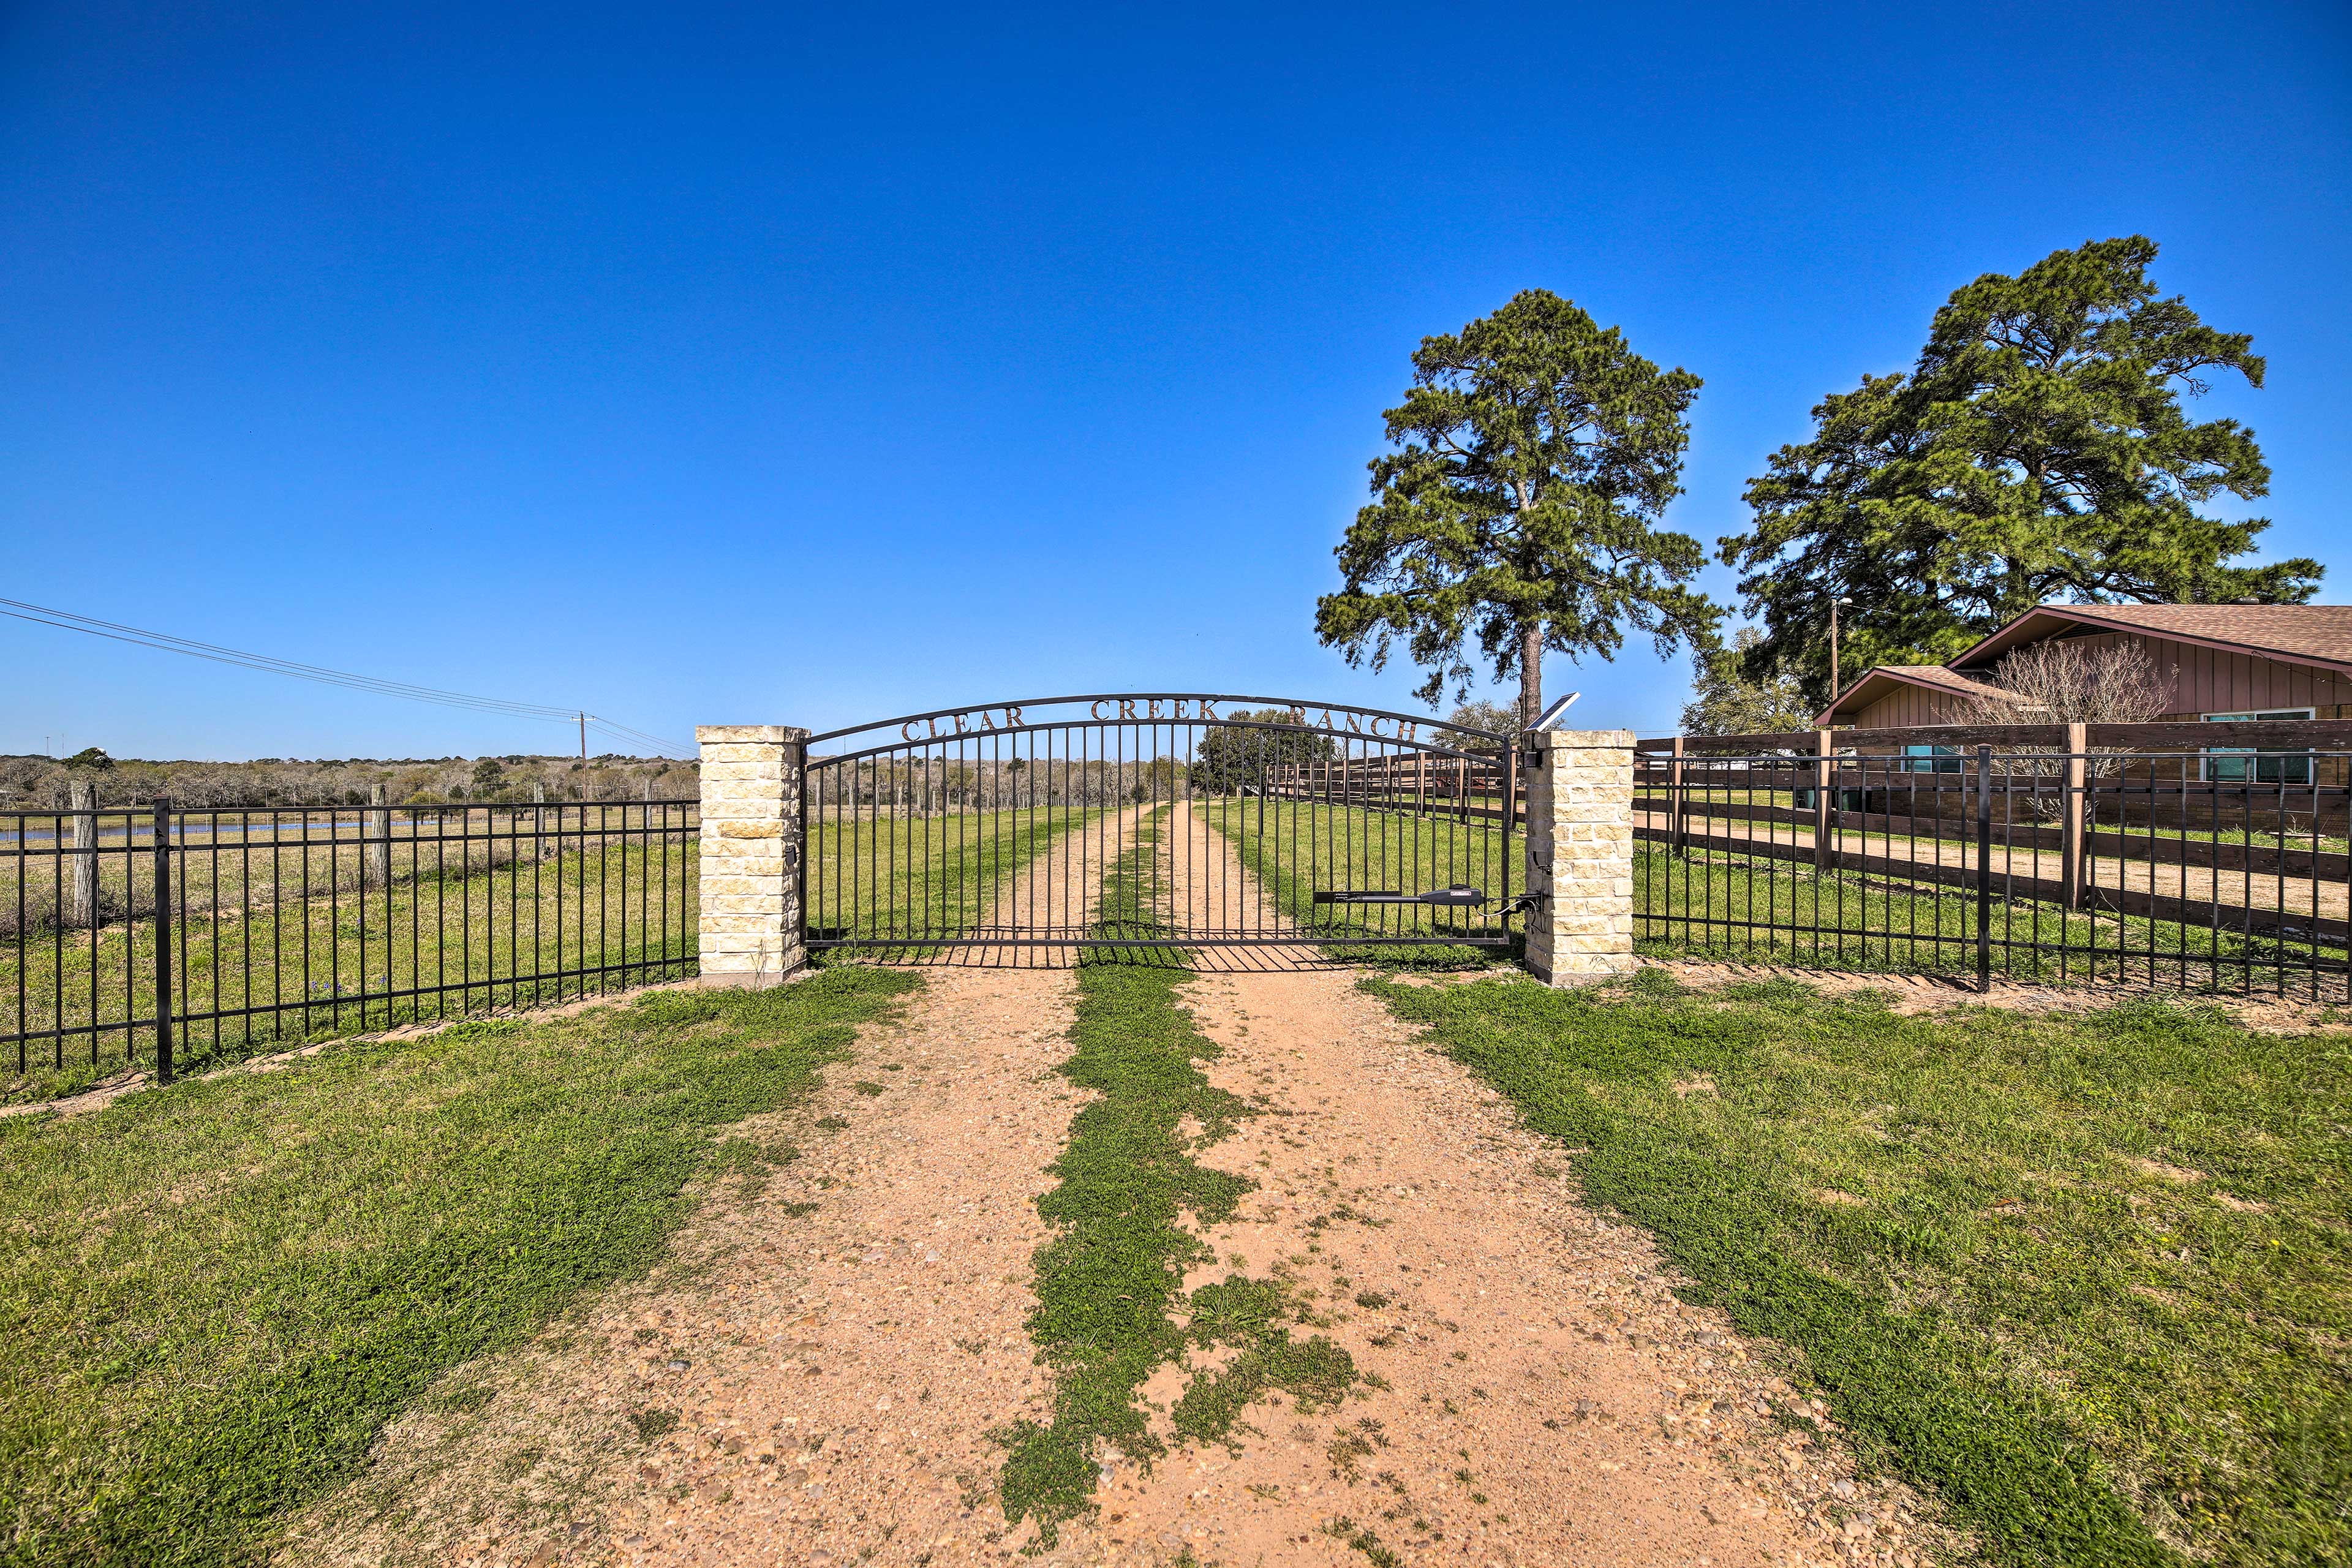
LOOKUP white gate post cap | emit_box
[696,725,812,744]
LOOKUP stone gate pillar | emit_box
[696,725,808,987]
[1521,728,1638,986]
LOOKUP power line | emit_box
[1,597,690,757]
[588,715,691,754]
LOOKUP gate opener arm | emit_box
[1313,885,1488,907]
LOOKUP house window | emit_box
[1898,743,1962,774]
[2202,709,2315,785]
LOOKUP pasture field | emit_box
[0,970,919,1568]
[0,806,676,938]
[1197,800,2343,988]
[4,839,696,1103]
[1199,797,1521,954]
[802,805,1104,947]
[1369,970,2352,1567]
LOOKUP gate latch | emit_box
[1313,885,1487,907]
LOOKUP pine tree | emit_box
[1317,290,1717,727]
[1722,237,2320,706]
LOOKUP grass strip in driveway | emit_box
[1365,970,2351,1567]
[998,812,1356,1545]
[0,968,918,1568]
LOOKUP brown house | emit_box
[1818,604,2352,729]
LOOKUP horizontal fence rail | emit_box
[1640,716,2352,758]
[1634,748,2351,999]
[4,797,699,1087]
[1265,750,1519,824]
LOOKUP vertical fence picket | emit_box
[152,798,173,1084]
[1974,747,1994,992]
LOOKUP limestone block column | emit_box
[1521,728,1638,986]
[696,725,808,987]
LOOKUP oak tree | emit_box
[1680,628,1813,736]
[1444,698,1520,739]
[1188,709,1335,797]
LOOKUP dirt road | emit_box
[287,807,1948,1568]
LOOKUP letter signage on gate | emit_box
[837,695,1495,760]
[907,704,1031,740]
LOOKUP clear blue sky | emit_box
[5,2,2347,760]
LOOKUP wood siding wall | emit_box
[1853,683,1973,729]
[1852,631,2352,731]
[2069,630,2352,719]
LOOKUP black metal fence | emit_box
[1634,747,2351,999]
[3,798,698,1088]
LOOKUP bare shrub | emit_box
[1951,638,2169,730]
[1950,638,2170,818]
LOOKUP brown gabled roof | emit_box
[1950,603,2352,675]
[1815,665,1992,726]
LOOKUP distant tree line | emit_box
[0,751,695,810]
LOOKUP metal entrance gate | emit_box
[801,694,1517,955]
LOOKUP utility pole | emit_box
[579,712,587,766]
[1830,596,1854,704]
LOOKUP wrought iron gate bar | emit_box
[810,716,1504,767]
[801,695,1517,958]
[805,692,1509,750]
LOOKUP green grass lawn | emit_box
[1636,846,2349,997]
[5,839,698,1103]
[0,968,916,1567]
[998,809,1356,1545]
[1,807,684,938]
[1642,800,2352,860]
[803,806,1102,948]
[1199,798,1520,959]
[1366,971,2352,1567]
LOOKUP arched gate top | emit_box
[805,692,1509,758]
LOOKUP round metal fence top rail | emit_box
[804,692,1509,753]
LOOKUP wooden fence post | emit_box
[67,778,97,927]
[366,783,391,891]
[1812,729,1833,872]
[2060,721,2087,910]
